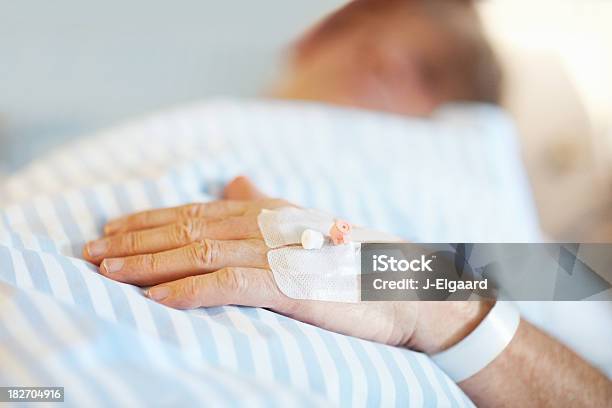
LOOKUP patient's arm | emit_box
[461,319,612,407]
[84,176,612,406]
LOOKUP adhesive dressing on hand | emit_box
[258,207,404,302]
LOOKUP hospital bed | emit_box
[0,99,605,406]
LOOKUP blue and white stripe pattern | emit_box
[0,99,540,406]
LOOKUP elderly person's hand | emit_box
[83,176,612,407]
[82,176,490,354]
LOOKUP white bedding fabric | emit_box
[0,99,609,407]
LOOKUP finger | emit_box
[144,264,402,345]
[99,239,269,286]
[85,215,261,263]
[144,264,403,344]
[104,200,252,235]
[223,176,269,200]
[145,267,284,309]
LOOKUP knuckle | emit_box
[142,253,159,272]
[262,273,293,309]
[181,276,202,302]
[183,276,200,299]
[191,239,219,267]
[122,232,142,252]
[217,267,247,297]
[173,220,197,243]
[183,203,205,218]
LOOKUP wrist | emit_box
[410,300,495,354]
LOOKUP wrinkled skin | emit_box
[84,176,491,354]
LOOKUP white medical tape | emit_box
[258,207,404,301]
[267,244,361,302]
[258,207,404,248]
[258,207,334,248]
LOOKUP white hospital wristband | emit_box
[431,301,521,382]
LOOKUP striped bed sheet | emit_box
[0,99,540,407]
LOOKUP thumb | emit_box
[223,176,268,200]
[145,267,284,309]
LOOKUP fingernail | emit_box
[86,239,108,257]
[147,286,170,301]
[101,258,124,273]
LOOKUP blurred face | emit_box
[272,0,500,116]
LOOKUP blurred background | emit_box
[1,0,611,240]
[0,0,345,167]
